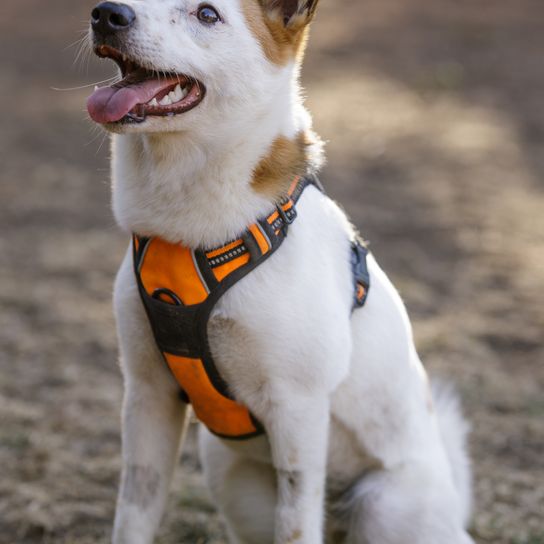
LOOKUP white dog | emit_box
[86,0,474,542]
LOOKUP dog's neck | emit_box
[111,68,321,248]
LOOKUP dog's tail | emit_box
[432,380,473,528]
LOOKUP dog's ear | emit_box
[259,0,319,27]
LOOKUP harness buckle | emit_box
[276,199,296,236]
[276,200,295,225]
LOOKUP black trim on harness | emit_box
[241,231,263,262]
[193,249,220,288]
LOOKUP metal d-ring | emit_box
[151,287,183,306]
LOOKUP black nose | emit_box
[91,2,136,36]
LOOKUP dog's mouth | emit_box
[87,45,205,125]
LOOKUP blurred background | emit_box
[1,0,543,542]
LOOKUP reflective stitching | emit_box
[191,249,211,295]
[208,244,248,268]
[137,238,151,273]
[256,223,272,251]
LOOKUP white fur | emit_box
[92,0,474,542]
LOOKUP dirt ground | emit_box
[1,0,543,542]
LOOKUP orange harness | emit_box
[133,176,369,440]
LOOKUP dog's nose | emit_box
[91,2,136,36]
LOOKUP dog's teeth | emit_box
[181,86,189,98]
[160,95,172,106]
[168,90,177,102]
[149,98,158,107]
[173,84,183,102]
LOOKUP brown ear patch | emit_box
[241,0,311,65]
[251,132,316,199]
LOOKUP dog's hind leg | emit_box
[199,427,276,544]
[338,463,474,544]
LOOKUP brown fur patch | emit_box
[251,132,314,199]
[287,529,303,542]
[241,0,311,65]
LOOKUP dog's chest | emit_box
[207,313,270,403]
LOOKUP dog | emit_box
[86,0,474,542]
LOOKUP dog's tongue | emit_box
[87,76,178,123]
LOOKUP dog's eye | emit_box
[197,5,221,24]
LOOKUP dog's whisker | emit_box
[64,34,89,52]
[84,127,106,148]
[52,76,119,92]
[95,131,109,155]
[73,41,87,67]
[73,34,94,70]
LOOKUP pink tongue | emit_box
[87,77,179,123]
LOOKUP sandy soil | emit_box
[1,0,543,542]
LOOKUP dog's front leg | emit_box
[264,394,330,544]
[112,378,189,544]
[112,251,190,544]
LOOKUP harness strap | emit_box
[200,174,313,278]
[132,175,321,439]
[351,240,370,308]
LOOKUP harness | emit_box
[132,175,370,440]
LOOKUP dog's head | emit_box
[86,0,319,133]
